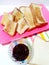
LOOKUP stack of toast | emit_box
[1,3,47,36]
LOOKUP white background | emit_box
[0,0,49,65]
[0,0,49,6]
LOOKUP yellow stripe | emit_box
[39,33,46,41]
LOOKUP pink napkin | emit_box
[0,4,49,45]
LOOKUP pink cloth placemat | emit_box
[0,4,49,45]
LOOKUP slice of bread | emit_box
[19,6,36,29]
[29,3,47,27]
[4,21,17,36]
[1,12,13,26]
[17,18,29,34]
[12,8,23,22]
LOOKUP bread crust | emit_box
[19,6,36,29]
[29,3,47,27]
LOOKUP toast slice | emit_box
[1,12,13,26]
[4,21,17,36]
[19,6,36,29]
[17,18,29,34]
[29,3,47,27]
[12,8,23,22]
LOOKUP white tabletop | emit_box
[0,36,49,65]
[0,0,49,6]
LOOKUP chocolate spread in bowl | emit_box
[12,44,29,61]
